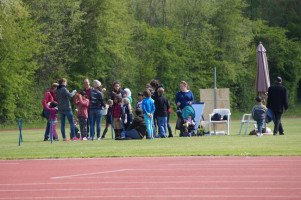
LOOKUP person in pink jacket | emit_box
[74,91,90,140]
[42,83,59,141]
[45,101,59,141]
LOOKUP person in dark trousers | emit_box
[267,77,288,135]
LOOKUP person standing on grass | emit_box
[89,80,105,140]
[42,82,59,141]
[267,77,288,136]
[110,81,124,100]
[55,78,77,141]
[150,79,163,137]
[142,89,155,139]
[82,78,92,138]
[252,96,267,137]
[73,91,89,140]
[154,88,169,138]
[44,101,59,141]
[101,99,113,139]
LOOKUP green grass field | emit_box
[0,118,301,159]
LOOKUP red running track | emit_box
[0,156,301,200]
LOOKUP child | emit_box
[183,115,195,133]
[111,95,123,139]
[101,99,113,139]
[142,89,155,139]
[252,96,267,137]
[73,119,81,139]
[45,101,59,141]
[154,88,169,138]
[73,91,89,140]
[136,92,143,109]
[110,81,124,100]
[123,88,132,104]
[122,98,133,130]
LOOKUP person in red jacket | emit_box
[74,91,90,140]
[42,83,59,141]
[82,79,92,138]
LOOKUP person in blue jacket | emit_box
[142,89,155,139]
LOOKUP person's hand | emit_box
[189,101,192,105]
[124,119,127,124]
[177,102,181,106]
[147,113,152,118]
[285,109,288,112]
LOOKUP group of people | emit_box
[252,76,289,136]
[42,78,195,141]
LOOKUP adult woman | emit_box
[89,80,105,140]
[55,78,77,141]
[175,81,194,116]
[42,83,59,141]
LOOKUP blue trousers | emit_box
[121,129,141,139]
[157,116,167,137]
[59,110,75,139]
[89,109,103,138]
[144,114,153,138]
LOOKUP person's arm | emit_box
[42,92,50,108]
[284,87,289,111]
[267,87,271,109]
[175,92,181,106]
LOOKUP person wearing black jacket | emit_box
[267,77,289,135]
[118,108,147,140]
[155,88,170,138]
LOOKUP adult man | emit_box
[267,77,288,135]
[83,79,92,138]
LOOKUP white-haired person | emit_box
[89,80,106,140]
[123,88,132,104]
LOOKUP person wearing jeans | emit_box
[154,88,169,138]
[55,78,77,141]
[89,80,105,140]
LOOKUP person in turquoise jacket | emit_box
[142,89,155,139]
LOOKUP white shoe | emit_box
[97,137,101,140]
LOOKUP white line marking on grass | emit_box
[169,163,301,166]
[51,169,129,179]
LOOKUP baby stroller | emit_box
[176,103,205,137]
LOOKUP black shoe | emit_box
[168,134,173,138]
[279,133,285,135]
[273,133,277,136]
[44,138,49,141]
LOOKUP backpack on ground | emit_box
[252,107,265,121]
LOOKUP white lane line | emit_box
[0,194,301,199]
[70,175,301,178]
[0,163,19,165]
[1,180,301,186]
[51,169,129,179]
[169,163,301,166]
[0,187,301,192]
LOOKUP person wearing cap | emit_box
[89,80,105,140]
[267,77,289,135]
[42,82,59,141]
[56,78,77,141]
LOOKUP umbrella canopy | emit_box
[255,42,270,99]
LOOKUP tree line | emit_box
[0,0,301,124]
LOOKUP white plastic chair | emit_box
[238,114,257,135]
[209,109,231,135]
